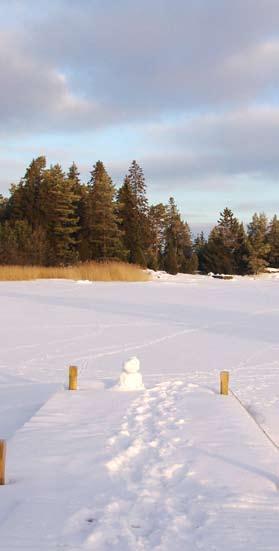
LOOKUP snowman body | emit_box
[118,356,144,390]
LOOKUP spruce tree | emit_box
[0,221,18,264]
[44,164,80,265]
[163,197,195,273]
[0,195,7,223]
[0,220,47,265]
[247,213,270,273]
[128,160,148,215]
[202,208,246,274]
[117,176,138,263]
[67,162,86,256]
[202,228,228,274]
[218,208,240,248]
[4,154,276,276]
[164,234,178,275]
[267,215,279,268]
[76,185,91,261]
[148,203,168,270]
[6,182,26,222]
[126,160,151,265]
[194,232,207,272]
[20,156,46,228]
[88,161,125,260]
[67,162,81,190]
[234,222,250,275]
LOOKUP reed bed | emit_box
[0,262,150,282]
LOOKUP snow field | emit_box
[0,273,279,549]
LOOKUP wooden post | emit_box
[69,366,78,391]
[220,371,229,395]
[0,440,6,485]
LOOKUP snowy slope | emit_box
[0,274,279,549]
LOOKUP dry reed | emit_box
[0,262,150,282]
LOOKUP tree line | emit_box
[0,156,278,275]
[196,209,279,275]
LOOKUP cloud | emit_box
[148,105,279,180]
[1,0,279,133]
[0,31,116,134]
[1,0,279,225]
[25,1,279,108]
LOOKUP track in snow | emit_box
[68,382,279,550]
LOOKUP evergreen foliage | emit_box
[194,232,207,272]
[0,157,278,275]
[117,176,139,263]
[148,203,168,270]
[163,198,196,273]
[202,208,251,275]
[164,237,178,275]
[267,215,279,268]
[125,160,151,266]
[87,161,125,260]
[45,164,80,265]
[247,213,270,274]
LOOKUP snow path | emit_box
[96,382,279,550]
[1,382,279,550]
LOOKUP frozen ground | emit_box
[0,272,279,549]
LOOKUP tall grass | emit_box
[0,262,150,282]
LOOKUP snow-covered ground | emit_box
[1,273,279,550]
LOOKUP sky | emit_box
[1,0,279,233]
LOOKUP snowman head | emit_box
[123,356,140,374]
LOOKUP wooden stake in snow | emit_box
[0,440,6,485]
[220,371,229,395]
[69,366,78,391]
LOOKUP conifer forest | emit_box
[0,157,278,275]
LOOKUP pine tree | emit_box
[88,161,125,260]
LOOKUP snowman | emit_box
[118,356,144,390]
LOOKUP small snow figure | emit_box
[118,356,144,390]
